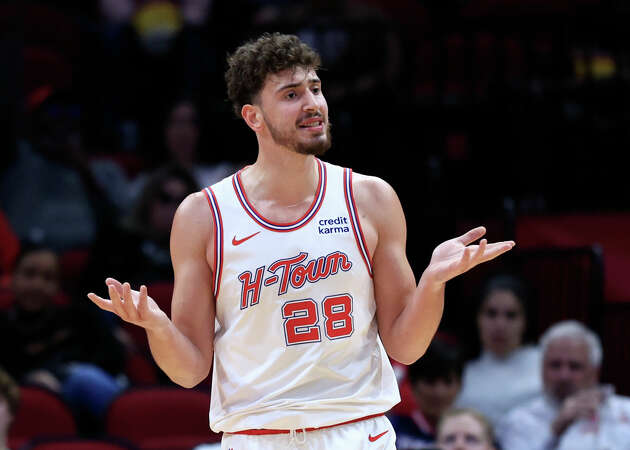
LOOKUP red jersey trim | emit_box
[230,412,385,435]
[203,187,223,299]
[231,158,327,232]
[343,168,373,277]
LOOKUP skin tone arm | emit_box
[87,192,215,388]
[353,174,515,364]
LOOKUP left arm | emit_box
[353,174,514,364]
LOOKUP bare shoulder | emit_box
[351,172,401,218]
[172,191,214,243]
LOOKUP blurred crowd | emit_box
[1,0,629,448]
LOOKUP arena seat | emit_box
[0,288,13,310]
[58,247,91,292]
[124,352,159,386]
[146,281,174,318]
[21,436,136,450]
[8,386,77,450]
[106,387,221,447]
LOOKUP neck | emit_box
[244,148,319,206]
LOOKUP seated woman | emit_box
[389,338,463,449]
[437,408,496,450]
[455,274,542,426]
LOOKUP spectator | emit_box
[85,0,221,163]
[390,338,463,449]
[497,320,630,449]
[83,163,199,292]
[0,88,124,251]
[0,368,19,450]
[128,97,238,202]
[0,244,126,433]
[164,97,237,186]
[456,274,542,425]
[437,408,497,450]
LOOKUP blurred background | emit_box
[0,0,629,448]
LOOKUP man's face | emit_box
[12,250,60,312]
[257,67,331,156]
[543,336,598,402]
[412,374,461,420]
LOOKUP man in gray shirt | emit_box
[496,320,630,450]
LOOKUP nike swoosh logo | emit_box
[368,430,389,442]
[232,231,260,246]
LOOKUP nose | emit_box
[452,439,466,450]
[302,90,320,113]
[557,364,574,380]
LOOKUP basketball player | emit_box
[88,33,515,449]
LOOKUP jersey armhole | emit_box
[343,168,373,278]
[203,187,224,299]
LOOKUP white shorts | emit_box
[220,415,397,450]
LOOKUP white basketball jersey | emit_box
[203,159,400,433]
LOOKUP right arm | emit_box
[87,192,215,388]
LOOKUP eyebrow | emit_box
[276,78,321,93]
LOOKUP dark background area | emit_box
[1,0,629,423]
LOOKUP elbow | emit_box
[170,367,210,389]
[386,343,428,366]
[390,353,422,366]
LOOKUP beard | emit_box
[264,114,332,156]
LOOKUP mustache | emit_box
[296,113,324,124]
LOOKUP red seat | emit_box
[8,386,77,450]
[146,282,174,318]
[59,248,91,290]
[21,436,135,450]
[124,352,160,386]
[0,288,13,310]
[140,435,220,450]
[106,387,221,447]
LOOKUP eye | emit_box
[505,310,518,320]
[569,361,584,371]
[465,434,481,444]
[286,91,297,100]
[312,86,321,94]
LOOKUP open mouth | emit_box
[298,118,324,129]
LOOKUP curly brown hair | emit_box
[225,33,322,118]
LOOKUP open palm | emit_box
[87,278,168,331]
[425,226,515,285]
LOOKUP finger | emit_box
[138,285,150,318]
[87,293,115,313]
[106,277,124,295]
[478,241,515,263]
[456,226,486,246]
[472,238,487,262]
[122,282,139,321]
[108,283,126,317]
[459,245,472,268]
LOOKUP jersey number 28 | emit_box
[281,294,354,345]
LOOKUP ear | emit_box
[241,104,264,133]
